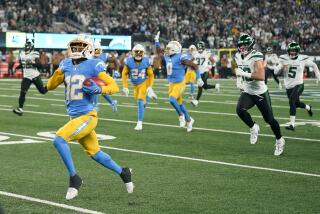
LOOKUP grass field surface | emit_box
[0,78,319,214]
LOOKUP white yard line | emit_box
[25,104,39,107]
[0,94,319,122]
[0,131,319,178]
[0,108,319,142]
[0,86,319,102]
[0,191,105,214]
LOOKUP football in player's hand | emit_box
[83,77,106,87]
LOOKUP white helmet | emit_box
[67,34,94,59]
[188,44,197,56]
[166,41,182,55]
[132,44,145,60]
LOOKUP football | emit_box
[83,77,106,87]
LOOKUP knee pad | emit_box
[52,136,67,147]
[169,96,177,104]
[236,106,245,116]
[92,150,110,161]
[20,90,27,96]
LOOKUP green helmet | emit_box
[237,34,255,55]
[287,42,300,59]
[197,41,205,53]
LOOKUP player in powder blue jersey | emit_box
[46,35,134,200]
[154,32,204,132]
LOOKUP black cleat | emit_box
[120,167,132,183]
[307,106,313,117]
[120,167,134,193]
[13,108,23,116]
[66,174,82,200]
[285,125,295,131]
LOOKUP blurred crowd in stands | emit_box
[0,0,319,52]
[0,0,319,79]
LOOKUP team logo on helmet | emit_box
[67,34,94,59]
[287,42,300,59]
[237,34,255,56]
[25,39,34,53]
[166,41,182,56]
[132,44,145,61]
[196,41,205,53]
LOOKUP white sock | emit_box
[290,116,296,127]
[305,104,310,111]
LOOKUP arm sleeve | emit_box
[121,65,130,88]
[306,60,320,80]
[98,72,119,95]
[146,66,154,87]
[47,68,64,90]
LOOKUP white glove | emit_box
[147,87,157,100]
[154,31,160,42]
[235,68,251,78]
[197,78,204,87]
[235,68,244,76]
[236,76,244,89]
[123,88,129,97]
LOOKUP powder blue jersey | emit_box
[59,58,106,117]
[164,52,191,83]
[98,53,108,63]
[124,56,151,85]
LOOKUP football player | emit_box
[154,31,204,132]
[184,44,197,99]
[264,47,282,89]
[13,39,48,116]
[274,42,320,131]
[46,35,134,200]
[93,41,118,112]
[122,44,156,130]
[234,34,285,156]
[191,41,220,107]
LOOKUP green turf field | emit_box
[0,78,319,214]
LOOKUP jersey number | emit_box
[65,75,85,100]
[288,66,297,78]
[196,57,205,66]
[131,69,146,79]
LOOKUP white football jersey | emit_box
[20,50,40,80]
[265,53,279,69]
[234,50,267,95]
[277,54,320,89]
[194,50,213,74]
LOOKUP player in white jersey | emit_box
[234,34,285,156]
[13,39,48,116]
[274,42,320,131]
[191,41,220,107]
[264,47,282,89]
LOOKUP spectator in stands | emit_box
[7,50,15,77]
[0,0,319,53]
[39,50,50,76]
[150,52,162,79]
[219,54,229,79]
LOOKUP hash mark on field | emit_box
[25,104,39,107]
[51,104,65,107]
[0,104,12,108]
[0,191,105,214]
[0,131,320,178]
